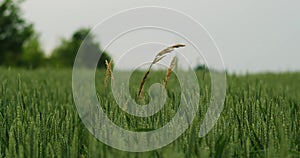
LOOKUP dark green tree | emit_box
[0,0,34,66]
[50,28,111,68]
[21,34,45,68]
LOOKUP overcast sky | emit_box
[22,0,300,73]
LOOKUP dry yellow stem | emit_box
[138,44,185,101]
[104,59,113,87]
[164,56,177,88]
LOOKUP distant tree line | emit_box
[0,0,111,69]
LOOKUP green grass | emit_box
[0,68,299,157]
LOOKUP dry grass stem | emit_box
[164,56,177,88]
[104,59,113,87]
[138,44,185,101]
[138,70,150,101]
[122,99,129,111]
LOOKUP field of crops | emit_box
[0,68,299,157]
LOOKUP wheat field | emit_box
[0,68,299,157]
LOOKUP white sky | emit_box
[22,0,300,73]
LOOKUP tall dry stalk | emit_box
[164,56,177,88]
[138,44,185,100]
[122,98,129,111]
[104,59,113,87]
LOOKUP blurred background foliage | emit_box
[0,0,111,69]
